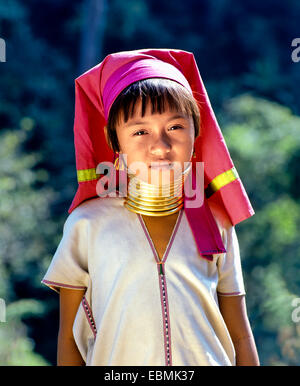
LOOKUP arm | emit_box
[57,287,86,366]
[218,294,260,366]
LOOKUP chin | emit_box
[147,168,176,186]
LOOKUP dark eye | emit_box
[169,125,183,131]
[133,130,147,136]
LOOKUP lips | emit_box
[149,162,173,169]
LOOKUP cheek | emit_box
[119,138,146,166]
[117,135,136,159]
[175,132,194,159]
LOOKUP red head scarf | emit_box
[69,48,255,260]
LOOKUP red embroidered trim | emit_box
[42,279,87,291]
[157,264,172,366]
[82,296,97,338]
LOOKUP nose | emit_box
[149,134,171,158]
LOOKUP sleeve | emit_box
[216,225,246,296]
[41,210,89,293]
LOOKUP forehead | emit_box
[117,97,188,126]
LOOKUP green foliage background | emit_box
[0,0,300,365]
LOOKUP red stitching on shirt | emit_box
[42,279,87,291]
[157,264,173,366]
[82,296,97,338]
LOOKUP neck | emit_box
[123,164,191,217]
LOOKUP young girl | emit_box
[42,48,260,366]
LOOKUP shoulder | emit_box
[73,196,123,216]
[65,197,124,230]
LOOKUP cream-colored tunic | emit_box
[42,197,246,366]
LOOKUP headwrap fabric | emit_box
[68,48,255,260]
[102,58,192,120]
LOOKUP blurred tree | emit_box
[78,0,108,74]
[104,0,172,52]
[0,299,49,365]
[0,123,59,365]
[220,94,300,365]
[0,0,78,216]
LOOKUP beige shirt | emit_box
[42,197,246,366]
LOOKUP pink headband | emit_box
[102,58,193,121]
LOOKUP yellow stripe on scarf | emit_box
[205,167,239,198]
[77,168,99,182]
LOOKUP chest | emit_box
[88,207,220,298]
[140,212,180,261]
[88,208,220,310]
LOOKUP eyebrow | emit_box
[124,114,188,128]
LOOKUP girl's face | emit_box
[115,99,195,184]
